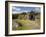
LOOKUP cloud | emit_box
[13,7,21,10]
[12,7,21,12]
[34,8,40,12]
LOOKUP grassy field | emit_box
[12,18,40,30]
[12,12,40,30]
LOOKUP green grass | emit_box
[15,19,33,30]
[12,18,40,30]
[16,19,33,25]
[16,25,32,30]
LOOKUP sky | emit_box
[12,6,41,14]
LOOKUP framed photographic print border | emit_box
[5,1,45,36]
